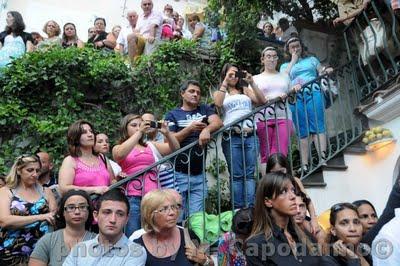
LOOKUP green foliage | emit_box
[130,39,233,115]
[0,41,234,175]
[206,0,339,71]
[206,157,227,177]
[206,179,232,214]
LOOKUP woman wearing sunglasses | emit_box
[0,155,57,265]
[325,202,371,266]
[29,189,96,266]
[134,189,214,265]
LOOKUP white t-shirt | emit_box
[116,25,135,55]
[253,72,292,122]
[137,11,163,39]
[222,93,254,128]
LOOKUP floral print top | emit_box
[217,232,247,266]
[0,187,51,262]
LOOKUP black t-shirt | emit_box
[87,31,108,45]
[0,31,33,46]
[134,228,194,266]
[245,223,322,265]
[165,104,216,175]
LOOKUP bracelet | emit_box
[203,255,211,266]
[218,89,227,93]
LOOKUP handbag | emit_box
[359,18,385,65]
[321,76,338,109]
[147,142,179,192]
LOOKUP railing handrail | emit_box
[109,70,351,190]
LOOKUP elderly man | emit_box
[117,10,142,57]
[126,0,163,60]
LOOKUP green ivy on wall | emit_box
[0,41,234,175]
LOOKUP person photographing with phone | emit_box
[112,114,180,236]
[213,63,266,208]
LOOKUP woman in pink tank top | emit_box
[112,113,180,236]
[59,120,115,196]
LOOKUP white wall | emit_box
[1,0,206,41]
[307,116,400,216]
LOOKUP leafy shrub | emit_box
[0,42,234,174]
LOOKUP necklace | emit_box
[64,230,88,250]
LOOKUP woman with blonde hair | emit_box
[37,20,61,49]
[113,114,180,236]
[0,155,57,265]
[134,189,213,265]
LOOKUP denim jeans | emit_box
[125,196,141,237]
[222,133,256,208]
[175,172,208,220]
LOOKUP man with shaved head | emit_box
[37,151,56,187]
[126,0,163,60]
[117,10,140,56]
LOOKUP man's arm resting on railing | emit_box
[333,0,371,26]
[199,114,223,147]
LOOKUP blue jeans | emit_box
[175,172,208,220]
[125,196,141,237]
[222,134,256,208]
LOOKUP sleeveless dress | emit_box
[0,185,51,265]
[73,156,110,187]
[134,228,194,266]
[0,35,26,69]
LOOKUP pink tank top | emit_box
[73,156,110,187]
[118,144,157,197]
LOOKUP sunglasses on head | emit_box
[17,154,40,164]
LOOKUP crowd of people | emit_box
[1,0,400,265]
[0,0,223,70]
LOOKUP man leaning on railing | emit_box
[164,80,223,219]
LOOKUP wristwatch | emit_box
[203,255,211,266]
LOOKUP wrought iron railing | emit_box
[343,0,400,102]
[110,61,365,243]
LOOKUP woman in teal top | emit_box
[280,37,333,173]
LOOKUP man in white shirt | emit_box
[135,0,163,55]
[117,10,139,56]
[372,208,400,265]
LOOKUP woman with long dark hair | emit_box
[245,172,320,265]
[59,120,115,196]
[61,23,84,48]
[0,11,33,69]
[352,200,378,235]
[265,153,320,237]
[280,37,333,173]
[213,63,265,208]
[29,189,96,266]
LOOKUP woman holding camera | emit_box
[113,114,179,236]
[0,154,57,265]
[213,63,265,208]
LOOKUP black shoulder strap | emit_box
[99,154,108,169]
[0,31,6,45]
